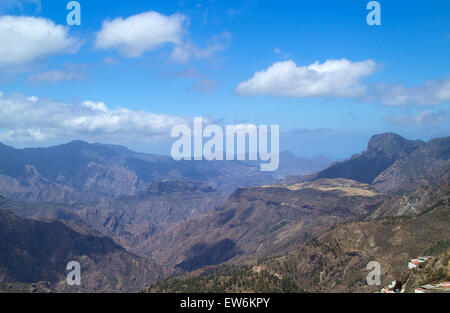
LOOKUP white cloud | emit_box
[236,59,376,98]
[0,15,80,68]
[95,11,185,57]
[372,77,450,106]
[0,93,194,144]
[95,11,229,62]
[0,128,50,143]
[82,100,108,113]
[385,110,447,128]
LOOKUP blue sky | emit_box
[0,0,449,158]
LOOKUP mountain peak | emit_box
[367,133,423,157]
[313,133,427,184]
[65,140,91,147]
[368,133,405,148]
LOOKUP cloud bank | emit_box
[373,77,450,106]
[236,59,450,109]
[0,15,80,68]
[95,11,185,58]
[0,92,193,144]
[236,59,376,98]
[385,110,448,128]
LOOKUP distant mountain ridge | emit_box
[0,141,330,204]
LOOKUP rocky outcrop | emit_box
[314,133,424,184]
[372,137,449,193]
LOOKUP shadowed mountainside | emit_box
[0,209,165,293]
[314,133,423,184]
[0,180,227,253]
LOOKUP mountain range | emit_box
[0,133,448,293]
[0,141,331,204]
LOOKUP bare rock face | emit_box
[0,164,81,203]
[147,180,216,194]
[372,137,450,193]
[77,180,227,251]
[366,133,423,157]
[313,133,424,184]
[370,167,449,218]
